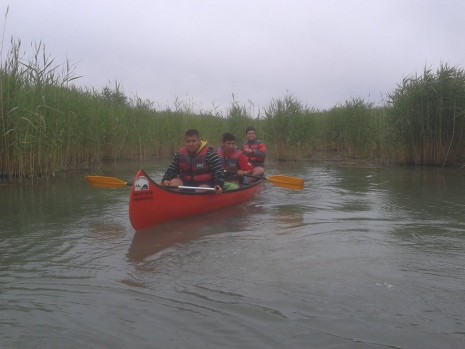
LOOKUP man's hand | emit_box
[215,185,223,194]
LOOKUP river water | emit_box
[1,160,465,348]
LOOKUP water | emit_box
[1,161,465,348]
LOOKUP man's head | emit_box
[184,129,201,154]
[245,126,256,141]
[222,132,236,154]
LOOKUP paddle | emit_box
[243,173,304,190]
[85,175,216,191]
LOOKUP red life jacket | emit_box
[178,145,213,184]
[217,147,241,181]
[242,140,265,166]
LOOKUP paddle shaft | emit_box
[177,185,216,191]
[226,172,304,185]
[85,175,216,191]
[243,173,304,190]
[225,172,263,180]
[243,174,266,180]
[125,182,216,191]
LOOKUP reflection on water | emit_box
[126,207,244,263]
[125,186,267,262]
[266,204,307,233]
[1,161,465,348]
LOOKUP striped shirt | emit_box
[162,148,225,188]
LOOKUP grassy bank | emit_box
[2,39,465,180]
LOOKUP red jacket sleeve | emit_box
[239,154,254,173]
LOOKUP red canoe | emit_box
[129,169,265,231]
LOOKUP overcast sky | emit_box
[2,0,464,114]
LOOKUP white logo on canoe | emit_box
[134,176,149,191]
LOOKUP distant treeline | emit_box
[1,39,465,179]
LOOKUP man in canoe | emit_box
[241,126,266,181]
[217,132,254,190]
[161,129,224,193]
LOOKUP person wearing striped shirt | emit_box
[161,129,224,193]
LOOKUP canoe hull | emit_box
[129,169,264,231]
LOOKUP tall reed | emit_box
[263,95,316,160]
[323,98,378,158]
[386,64,465,166]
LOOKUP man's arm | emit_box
[206,149,225,188]
[238,154,254,173]
[161,153,180,182]
[253,142,266,160]
[241,143,252,155]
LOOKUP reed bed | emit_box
[2,35,465,180]
[263,95,317,160]
[385,64,465,166]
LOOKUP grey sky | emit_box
[2,0,464,114]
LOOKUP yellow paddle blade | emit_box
[266,175,304,191]
[85,175,130,189]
